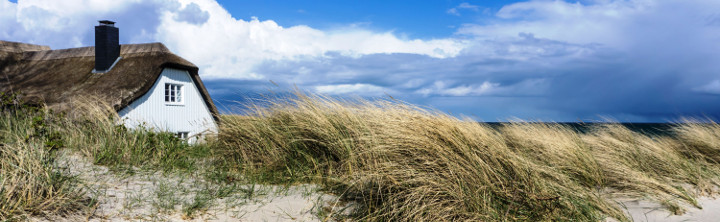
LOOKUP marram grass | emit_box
[0,96,209,220]
[0,105,90,221]
[4,91,720,221]
[217,91,720,221]
[55,97,211,173]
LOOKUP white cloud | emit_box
[457,0,720,50]
[1,0,467,80]
[157,0,467,79]
[417,81,498,96]
[417,79,548,97]
[1,0,177,47]
[693,80,720,95]
[458,0,632,45]
[458,3,479,10]
[174,2,209,25]
[447,3,480,16]
[314,83,391,96]
[0,1,17,36]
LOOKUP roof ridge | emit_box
[0,40,51,53]
[19,42,174,61]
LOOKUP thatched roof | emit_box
[0,40,51,53]
[0,40,219,121]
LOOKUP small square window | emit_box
[165,83,183,103]
[176,132,189,140]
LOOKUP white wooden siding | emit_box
[118,68,218,143]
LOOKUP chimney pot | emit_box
[99,20,115,26]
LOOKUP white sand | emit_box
[614,197,720,222]
[36,152,344,221]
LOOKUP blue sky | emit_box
[2,0,720,122]
[214,0,524,39]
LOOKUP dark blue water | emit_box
[483,122,677,136]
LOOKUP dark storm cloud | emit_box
[206,29,720,122]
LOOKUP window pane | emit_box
[175,132,189,139]
[177,86,182,102]
[165,84,170,102]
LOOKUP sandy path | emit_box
[41,151,341,221]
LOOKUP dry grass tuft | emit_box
[674,118,720,164]
[58,97,206,172]
[217,91,720,221]
[0,106,90,220]
[0,96,208,220]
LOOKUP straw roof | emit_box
[0,40,219,121]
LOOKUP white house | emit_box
[0,21,218,143]
[117,67,218,142]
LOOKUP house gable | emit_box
[118,68,218,142]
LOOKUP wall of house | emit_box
[118,68,218,143]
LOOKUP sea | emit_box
[483,122,680,136]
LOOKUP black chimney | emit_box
[95,20,119,72]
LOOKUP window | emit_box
[165,83,182,103]
[176,132,189,140]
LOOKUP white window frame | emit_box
[176,132,189,140]
[164,83,184,105]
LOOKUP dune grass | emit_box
[0,96,214,220]
[216,91,720,221]
[0,99,90,221]
[4,90,720,221]
[53,98,212,173]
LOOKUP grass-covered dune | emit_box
[0,105,89,220]
[0,95,210,221]
[3,91,720,221]
[217,92,720,221]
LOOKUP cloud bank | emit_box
[2,0,720,122]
